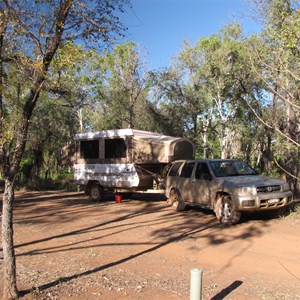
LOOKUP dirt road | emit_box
[1,191,300,299]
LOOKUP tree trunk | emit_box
[30,144,44,186]
[203,129,208,159]
[220,124,230,159]
[1,178,19,300]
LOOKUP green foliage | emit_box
[19,158,32,181]
[0,0,130,186]
[287,202,300,221]
[249,1,300,188]
[1,0,299,194]
[53,166,76,190]
[84,42,154,131]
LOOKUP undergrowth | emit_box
[288,202,300,217]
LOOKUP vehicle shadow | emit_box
[5,190,273,297]
[19,218,218,296]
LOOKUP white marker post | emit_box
[190,268,203,300]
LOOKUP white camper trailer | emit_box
[72,129,195,200]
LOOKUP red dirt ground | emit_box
[0,190,300,300]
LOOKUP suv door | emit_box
[165,161,184,194]
[188,162,212,206]
[176,161,196,202]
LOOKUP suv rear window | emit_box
[180,162,195,178]
[168,162,183,176]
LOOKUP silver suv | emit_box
[165,159,293,224]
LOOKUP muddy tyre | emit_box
[214,195,241,225]
[167,189,186,212]
[89,183,104,201]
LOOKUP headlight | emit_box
[282,183,290,192]
[234,187,254,195]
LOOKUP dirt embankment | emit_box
[0,191,300,300]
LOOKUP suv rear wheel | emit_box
[167,189,185,211]
[215,195,241,225]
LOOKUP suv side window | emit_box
[180,162,195,178]
[168,162,183,176]
[195,162,212,180]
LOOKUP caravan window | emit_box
[80,140,99,159]
[105,138,127,158]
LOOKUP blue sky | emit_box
[121,0,259,69]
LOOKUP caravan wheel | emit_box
[89,183,104,201]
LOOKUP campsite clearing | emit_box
[0,190,299,299]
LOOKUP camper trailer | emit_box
[72,129,195,200]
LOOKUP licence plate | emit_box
[268,198,280,204]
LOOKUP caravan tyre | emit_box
[89,183,104,201]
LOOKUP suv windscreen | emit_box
[209,160,257,177]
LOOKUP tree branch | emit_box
[274,158,300,181]
[244,94,300,147]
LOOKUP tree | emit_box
[153,42,212,151]
[196,24,257,159]
[0,0,129,298]
[21,42,93,186]
[246,0,300,189]
[86,42,151,130]
[153,24,256,159]
[153,66,195,138]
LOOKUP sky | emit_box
[120,0,260,69]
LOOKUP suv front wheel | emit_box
[214,195,241,225]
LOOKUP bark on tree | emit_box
[1,1,72,298]
[2,179,19,300]
[1,79,45,298]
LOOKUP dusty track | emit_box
[0,190,300,299]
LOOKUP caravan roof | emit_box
[74,129,195,162]
[75,129,184,144]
